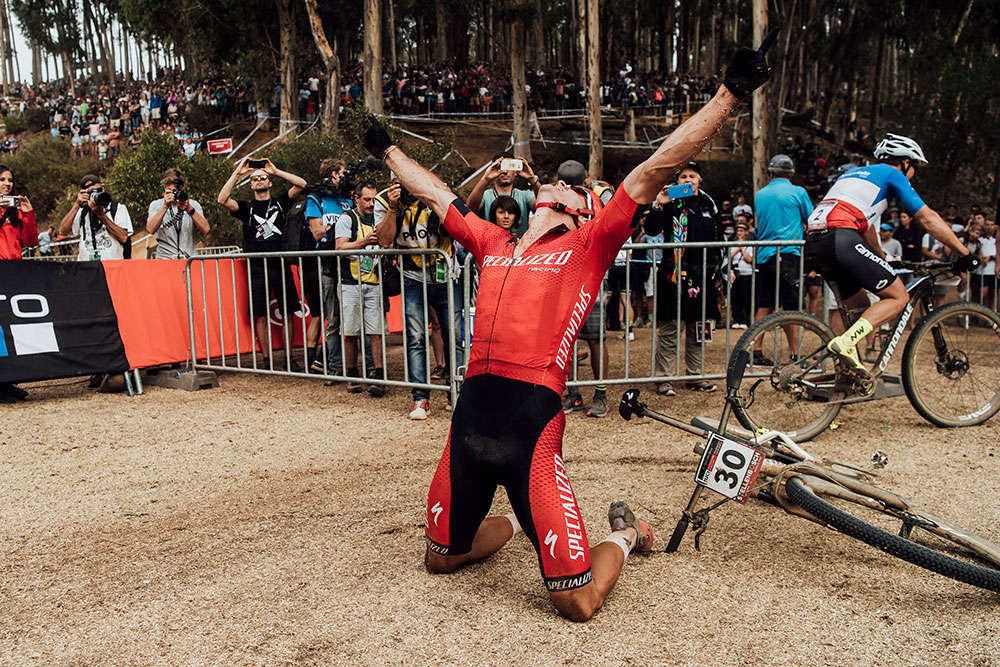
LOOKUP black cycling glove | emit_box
[363,115,393,159]
[724,28,779,99]
[953,252,980,275]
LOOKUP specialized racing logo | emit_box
[545,571,593,591]
[429,502,443,527]
[544,530,558,558]
[552,453,587,562]
[481,250,573,270]
[0,293,59,358]
[554,286,593,370]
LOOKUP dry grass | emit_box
[2,370,998,664]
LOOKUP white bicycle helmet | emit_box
[874,133,927,165]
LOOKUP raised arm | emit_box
[466,159,501,215]
[217,158,249,213]
[621,32,778,204]
[361,116,453,218]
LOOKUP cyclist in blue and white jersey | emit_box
[804,133,977,378]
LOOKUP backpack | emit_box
[281,193,320,252]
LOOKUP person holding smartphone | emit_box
[466,152,540,236]
[0,165,35,260]
[217,157,306,360]
[644,162,723,396]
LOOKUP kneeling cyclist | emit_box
[805,133,977,379]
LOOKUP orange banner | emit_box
[103,258,402,369]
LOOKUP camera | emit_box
[88,188,112,209]
[337,157,385,196]
[247,159,266,169]
[0,195,21,207]
[171,178,188,204]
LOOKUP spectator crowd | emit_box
[3,80,996,413]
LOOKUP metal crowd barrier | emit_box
[196,245,242,255]
[21,237,80,261]
[461,239,805,390]
[184,248,461,403]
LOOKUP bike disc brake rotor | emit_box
[936,350,970,380]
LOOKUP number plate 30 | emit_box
[695,434,765,504]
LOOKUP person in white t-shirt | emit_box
[58,174,134,261]
[732,193,753,220]
[966,222,996,308]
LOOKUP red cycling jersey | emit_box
[444,188,641,394]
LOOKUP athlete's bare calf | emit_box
[425,516,641,622]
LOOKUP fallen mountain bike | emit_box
[618,348,1000,593]
[731,260,1000,441]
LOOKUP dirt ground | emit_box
[2,355,999,663]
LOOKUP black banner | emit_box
[0,261,129,383]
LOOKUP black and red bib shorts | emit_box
[425,374,593,592]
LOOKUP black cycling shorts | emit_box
[425,374,594,592]
[247,257,300,318]
[755,255,802,311]
[805,228,897,299]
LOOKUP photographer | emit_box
[59,174,133,261]
[0,165,36,260]
[146,168,210,259]
[303,158,354,374]
[375,179,460,419]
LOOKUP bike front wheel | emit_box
[902,301,1000,427]
[786,475,1000,593]
[732,311,844,442]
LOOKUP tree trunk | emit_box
[385,0,397,70]
[305,0,342,132]
[575,0,587,88]
[0,0,7,96]
[276,0,298,133]
[417,15,427,65]
[435,2,447,62]
[364,0,384,114]
[869,31,885,136]
[510,4,532,163]
[677,2,687,72]
[692,0,702,75]
[534,0,545,66]
[586,0,602,179]
[31,41,41,87]
[664,0,675,73]
[751,0,771,195]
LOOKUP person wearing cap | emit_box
[878,222,903,262]
[466,152,540,236]
[58,174,133,261]
[750,155,813,343]
[644,161,722,395]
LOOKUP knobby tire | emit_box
[732,311,842,442]
[786,476,1000,593]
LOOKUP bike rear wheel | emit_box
[732,311,844,442]
[901,301,1000,427]
[786,476,1000,593]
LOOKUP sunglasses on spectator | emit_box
[250,176,269,182]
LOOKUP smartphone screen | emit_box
[248,159,266,169]
[667,183,695,199]
[500,158,524,172]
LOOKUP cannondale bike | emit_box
[618,349,1000,593]
[729,260,1000,441]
